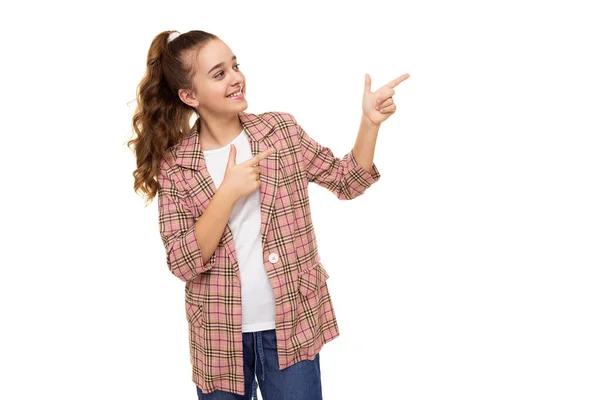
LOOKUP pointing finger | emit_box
[242,147,275,167]
[385,73,410,89]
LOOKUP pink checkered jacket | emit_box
[157,111,381,395]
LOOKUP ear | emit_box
[178,88,198,108]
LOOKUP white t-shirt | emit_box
[202,128,276,332]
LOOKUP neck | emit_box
[198,112,243,150]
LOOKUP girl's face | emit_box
[184,39,247,115]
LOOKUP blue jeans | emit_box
[196,329,322,400]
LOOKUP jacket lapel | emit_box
[174,112,281,271]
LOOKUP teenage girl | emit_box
[129,29,408,400]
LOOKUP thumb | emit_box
[364,73,371,93]
[227,144,237,167]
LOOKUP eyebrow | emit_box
[207,55,237,76]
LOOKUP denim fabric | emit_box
[196,329,322,400]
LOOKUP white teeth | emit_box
[227,86,243,98]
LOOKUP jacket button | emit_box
[268,253,279,263]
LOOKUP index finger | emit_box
[242,147,275,166]
[385,73,410,89]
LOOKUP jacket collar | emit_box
[175,111,274,170]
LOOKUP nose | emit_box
[232,72,244,86]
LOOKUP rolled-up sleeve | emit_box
[291,113,381,200]
[157,165,216,282]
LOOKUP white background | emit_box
[1,0,599,399]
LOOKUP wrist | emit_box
[361,113,380,132]
[216,184,239,206]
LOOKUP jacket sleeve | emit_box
[290,113,381,200]
[157,163,217,282]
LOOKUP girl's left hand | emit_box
[362,73,410,126]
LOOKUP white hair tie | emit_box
[167,31,181,43]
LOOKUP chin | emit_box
[235,100,249,110]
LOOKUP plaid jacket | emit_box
[157,111,381,395]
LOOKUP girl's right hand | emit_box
[221,144,274,201]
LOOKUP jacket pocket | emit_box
[185,300,203,326]
[292,262,331,347]
[297,262,330,296]
[184,276,205,326]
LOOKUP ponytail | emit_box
[128,30,218,206]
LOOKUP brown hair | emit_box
[128,30,219,206]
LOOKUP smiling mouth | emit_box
[227,91,243,98]
[226,84,244,98]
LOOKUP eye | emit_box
[215,63,241,79]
